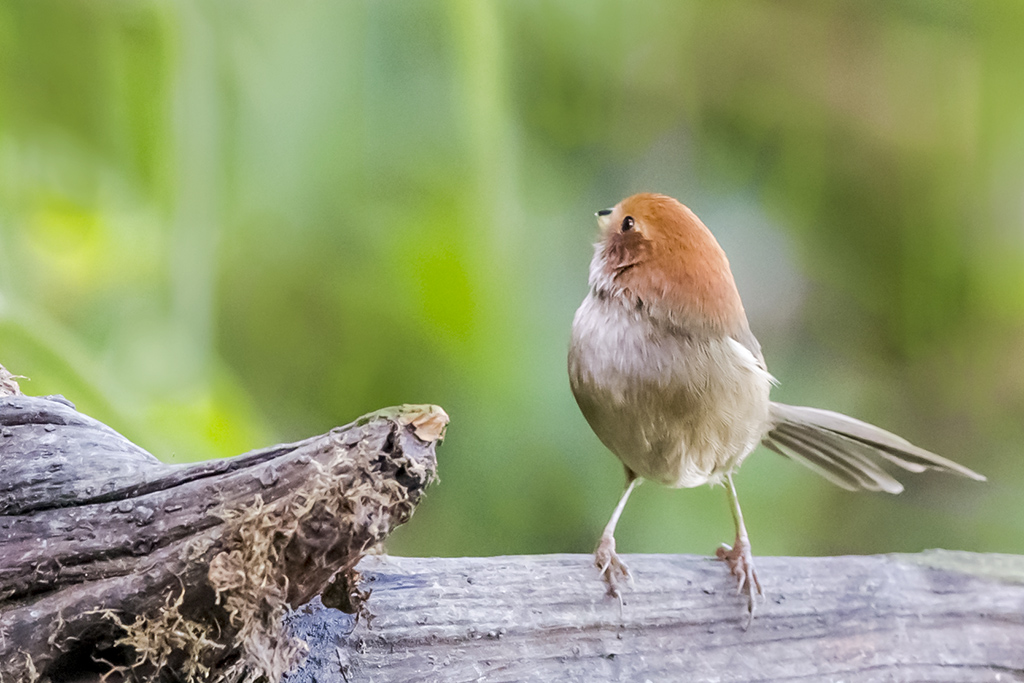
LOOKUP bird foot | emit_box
[594,533,630,599]
[716,535,763,625]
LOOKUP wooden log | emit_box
[287,552,1024,682]
[4,364,1019,682]
[0,380,447,682]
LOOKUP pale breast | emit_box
[569,292,772,488]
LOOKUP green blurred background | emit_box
[1,0,1022,562]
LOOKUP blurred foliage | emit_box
[1,0,1023,562]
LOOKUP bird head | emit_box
[593,193,748,336]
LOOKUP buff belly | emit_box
[569,293,772,488]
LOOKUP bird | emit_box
[567,192,985,622]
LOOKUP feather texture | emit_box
[764,402,985,492]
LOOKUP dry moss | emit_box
[0,653,39,683]
[82,422,434,682]
[4,654,37,683]
[0,365,23,397]
[103,588,226,681]
[207,494,308,682]
[0,406,441,683]
[206,434,432,678]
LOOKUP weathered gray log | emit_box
[287,552,1024,682]
[5,365,1021,682]
[0,379,446,683]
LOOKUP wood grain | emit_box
[287,552,1024,683]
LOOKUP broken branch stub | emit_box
[0,387,446,682]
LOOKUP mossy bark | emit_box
[0,383,445,683]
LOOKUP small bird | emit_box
[568,192,985,621]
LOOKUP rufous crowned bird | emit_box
[568,192,985,621]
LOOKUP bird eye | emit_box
[621,216,635,232]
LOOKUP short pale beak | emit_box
[596,208,613,231]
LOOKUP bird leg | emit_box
[715,473,763,623]
[595,477,639,598]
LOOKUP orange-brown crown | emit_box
[597,193,748,334]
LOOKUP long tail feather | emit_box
[764,403,985,493]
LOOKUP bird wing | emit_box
[763,402,985,493]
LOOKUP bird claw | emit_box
[594,533,631,599]
[716,537,763,626]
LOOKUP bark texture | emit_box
[0,387,446,682]
[287,552,1024,683]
